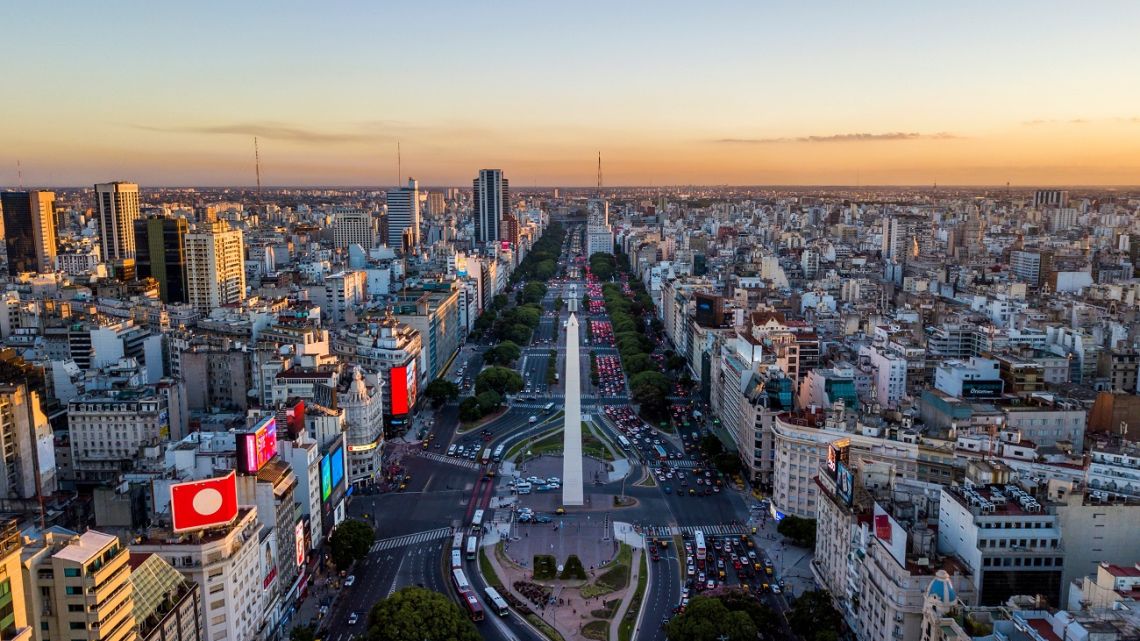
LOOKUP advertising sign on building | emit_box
[237,416,278,474]
[170,472,239,533]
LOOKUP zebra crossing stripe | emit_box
[417,452,480,470]
[370,527,455,552]
[642,524,749,537]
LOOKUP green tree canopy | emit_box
[458,396,482,422]
[522,282,548,305]
[475,366,524,396]
[485,341,521,366]
[787,590,842,641]
[777,515,818,549]
[663,595,757,641]
[366,586,481,641]
[330,519,374,569]
[700,434,725,458]
[424,379,460,406]
[475,390,502,414]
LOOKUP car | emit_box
[319,605,329,617]
[555,507,566,515]
[687,564,695,576]
[547,477,561,485]
[663,485,672,494]
[771,585,782,594]
[348,612,359,625]
[534,514,553,523]
[345,575,356,587]
[706,579,716,590]
[527,476,542,484]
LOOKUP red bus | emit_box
[461,590,485,622]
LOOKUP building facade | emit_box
[185,221,246,314]
[1,191,57,275]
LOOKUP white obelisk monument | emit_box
[562,312,584,506]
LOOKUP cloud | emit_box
[1022,118,1089,126]
[714,132,960,144]
[133,122,383,144]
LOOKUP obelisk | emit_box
[562,312,584,506]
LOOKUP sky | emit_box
[2,1,1140,187]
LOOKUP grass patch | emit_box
[582,620,609,640]
[582,544,631,598]
[526,614,566,641]
[457,406,509,433]
[534,554,557,580]
[635,473,657,487]
[590,598,621,620]
[618,552,649,641]
[561,555,588,580]
[479,547,502,589]
[504,424,562,461]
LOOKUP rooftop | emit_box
[53,530,118,564]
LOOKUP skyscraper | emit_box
[473,169,509,244]
[185,221,246,314]
[94,182,141,263]
[134,215,189,303]
[386,178,420,252]
[0,190,57,275]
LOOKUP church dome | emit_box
[926,570,956,604]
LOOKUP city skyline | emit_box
[4,1,1140,186]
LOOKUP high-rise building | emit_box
[185,221,246,314]
[332,209,374,249]
[0,383,57,499]
[386,178,420,252]
[1,190,57,275]
[1034,189,1069,208]
[128,553,203,641]
[24,529,136,641]
[427,192,446,217]
[0,521,30,640]
[473,169,508,244]
[94,182,141,263]
[134,216,189,303]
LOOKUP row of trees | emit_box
[511,221,566,282]
[458,366,524,422]
[662,589,842,641]
[291,586,483,641]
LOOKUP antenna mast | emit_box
[597,151,603,192]
[253,137,262,202]
[397,141,402,186]
[16,160,22,190]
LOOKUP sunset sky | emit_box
[3,1,1139,187]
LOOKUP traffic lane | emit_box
[658,483,740,527]
[642,547,681,641]
[351,482,475,538]
[464,556,541,641]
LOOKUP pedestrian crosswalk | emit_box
[370,527,455,553]
[668,460,701,469]
[642,524,749,537]
[416,451,482,470]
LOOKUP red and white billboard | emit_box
[390,361,417,416]
[238,416,278,474]
[170,472,239,532]
[295,521,306,568]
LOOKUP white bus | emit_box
[452,531,464,551]
[471,509,485,530]
[480,448,491,464]
[451,549,463,569]
[544,402,555,412]
[453,568,471,592]
[484,586,510,616]
[465,536,478,561]
[492,444,505,462]
[616,434,631,450]
[694,530,707,567]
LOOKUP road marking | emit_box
[415,451,481,470]
[370,527,455,553]
[641,524,750,537]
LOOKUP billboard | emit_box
[330,446,345,490]
[170,472,239,533]
[961,380,1003,399]
[238,416,278,474]
[390,366,409,415]
[285,401,305,437]
[262,538,277,590]
[295,521,306,568]
[390,361,418,416]
[872,502,908,567]
[836,462,854,506]
[320,455,332,502]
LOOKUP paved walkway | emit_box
[610,548,643,641]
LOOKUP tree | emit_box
[476,390,502,414]
[366,586,481,641]
[475,366,524,396]
[777,515,818,549]
[663,595,757,641]
[330,519,374,569]
[522,282,548,305]
[290,626,316,641]
[485,341,521,366]
[491,294,508,311]
[700,434,725,458]
[787,590,842,641]
[717,590,779,632]
[503,323,533,345]
[622,353,656,376]
[714,452,743,477]
[458,396,482,422]
[424,379,459,407]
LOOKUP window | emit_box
[65,587,82,596]
[70,623,86,630]
[64,568,80,578]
